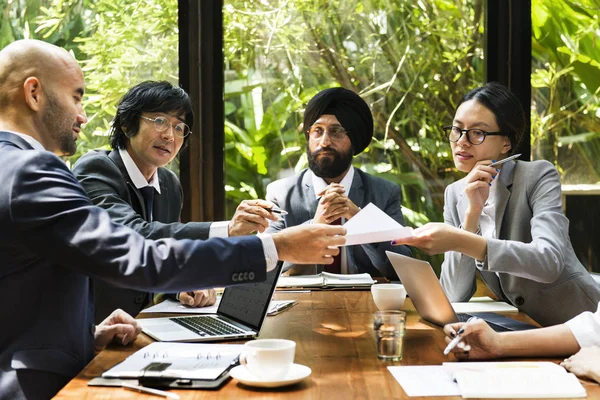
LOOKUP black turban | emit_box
[303,87,373,155]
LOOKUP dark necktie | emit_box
[139,186,154,222]
[325,217,342,274]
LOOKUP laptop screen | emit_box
[217,261,283,331]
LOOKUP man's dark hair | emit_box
[459,82,526,155]
[109,81,194,150]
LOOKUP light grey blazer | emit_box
[440,159,600,327]
[265,168,411,280]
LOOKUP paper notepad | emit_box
[451,296,519,313]
[102,342,243,380]
[343,203,412,246]
[277,272,375,288]
[444,362,587,398]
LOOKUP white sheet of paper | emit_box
[343,203,412,246]
[140,298,294,315]
[387,366,461,397]
[140,298,221,314]
[452,296,518,313]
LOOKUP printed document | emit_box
[343,203,412,246]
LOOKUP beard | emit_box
[43,91,77,156]
[307,146,353,179]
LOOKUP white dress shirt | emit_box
[565,302,600,348]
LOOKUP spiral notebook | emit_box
[102,342,244,381]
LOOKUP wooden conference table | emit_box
[55,291,600,399]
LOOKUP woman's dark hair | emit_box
[459,82,526,154]
[109,81,194,150]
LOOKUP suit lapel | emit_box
[455,180,469,227]
[494,161,516,237]
[108,150,148,221]
[301,170,319,220]
[348,169,365,207]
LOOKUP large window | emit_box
[531,0,600,185]
[531,0,600,272]
[223,0,485,238]
[2,0,180,171]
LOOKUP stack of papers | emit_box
[343,203,412,246]
[277,272,375,289]
[388,362,587,398]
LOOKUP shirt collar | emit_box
[310,165,354,199]
[9,132,45,151]
[118,147,161,193]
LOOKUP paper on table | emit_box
[452,296,518,313]
[387,366,461,397]
[141,298,294,315]
[343,203,412,246]
[443,362,586,398]
[140,298,221,314]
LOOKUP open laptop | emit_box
[385,252,536,332]
[138,261,283,342]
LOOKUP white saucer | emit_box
[229,364,311,388]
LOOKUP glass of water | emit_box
[373,310,406,360]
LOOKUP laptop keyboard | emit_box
[170,316,246,337]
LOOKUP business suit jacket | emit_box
[73,150,212,323]
[0,132,266,399]
[440,159,600,326]
[266,168,411,280]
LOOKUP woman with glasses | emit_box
[393,82,600,327]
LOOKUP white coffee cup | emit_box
[371,283,407,310]
[239,339,296,380]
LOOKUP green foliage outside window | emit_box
[531,0,600,185]
[2,0,598,268]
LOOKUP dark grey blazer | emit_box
[265,168,411,280]
[0,132,266,399]
[73,150,212,322]
[440,159,600,326]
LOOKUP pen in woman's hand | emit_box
[443,317,478,355]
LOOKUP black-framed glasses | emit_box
[140,115,191,138]
[443,125,503,145]
[307,124,348,141]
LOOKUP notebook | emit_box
[102,342,243,380]
[385,252,537,331]
[138,261,283,342]
[277,272,375,289]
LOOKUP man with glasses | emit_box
[265,87,411,279]
[73,81,280,322]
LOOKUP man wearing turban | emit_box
[266,87,411,279]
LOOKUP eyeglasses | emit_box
[443,125,503,145]
[308,125,348,141]
[140,115,191,138]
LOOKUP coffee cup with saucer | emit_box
[230,339,311,388]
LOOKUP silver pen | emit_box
[443,317,479,355]
[489,153,521,167]
[121,382,180,399]
[268,206,289,216]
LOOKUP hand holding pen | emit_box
[443,317,478,355]
[442,317,501,360]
